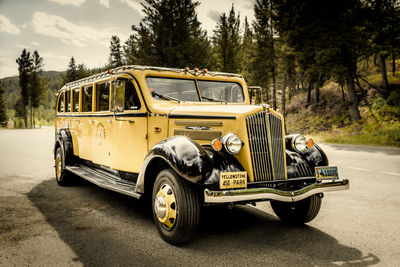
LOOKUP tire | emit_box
[55,147,73,186]
[270,195,322,224]
[152,169,200,244]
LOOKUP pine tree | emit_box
[0,82,7,127]
[212,5,241,73]
[29,50,44,128]
[108,35,123,68]
[63,57,78,85]
[16,49,32,128]
[240,17,255,83]
[130,0,212,68]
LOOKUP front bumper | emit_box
[204,178,349,203]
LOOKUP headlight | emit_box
[291,134,314,152]
[212,133,243,154]
[222,133,242,154]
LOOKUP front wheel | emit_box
[270,194,322,224]
[152,169,200,244]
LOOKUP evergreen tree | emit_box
[63,57,78,85]
[252,0,277,108]
[240,17,255,83]
[108,35,123,68]
[16,49,32,128]
[29,50,44,128]
[212,5,241,73]
[0,82,7,127]
[130,0,212,68]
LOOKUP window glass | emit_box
[72,88,79,112]
[82,86,93,112]
[96,82,110,111]
[198,81,244,103]
[146,77,199,102]
[124,79,141,110]
[65,90,71,112]
[58,92,64,112]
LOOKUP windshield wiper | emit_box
[201,95,227,104]
[151,91,180,103]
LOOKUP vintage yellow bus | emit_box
[54,65,349,244]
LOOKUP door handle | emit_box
[89,120,94,124]
[129,120,135,124]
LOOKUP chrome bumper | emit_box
[204,179,349,203]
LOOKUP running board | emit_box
[66,165,141,199]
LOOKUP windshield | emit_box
[146,77,200,101]
[145,77,245,103]
[198,80,244,103]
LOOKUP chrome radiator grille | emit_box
[246,111,286,181]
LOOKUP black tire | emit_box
[270,195,322,224]
[55,147,73,186]
[152,169,200,244]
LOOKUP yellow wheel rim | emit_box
[154,183,177,229]
[56,154,62,178]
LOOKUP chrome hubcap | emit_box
[154,196,167,218]
[56,154,61,178]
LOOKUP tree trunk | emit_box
[392,51,396,77]
[314,84,320,104]
[379,54,389,97]
[281,73,287,118]
[346,75,361,122]
[272,71,276,110]
[30,101,33,128]
[340,82,345,103]
[23,106,27,128]
[306,84,312,106]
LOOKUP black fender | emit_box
[136,136,213,194]
[202,149,245,190]
[286,144,329,178]
[54,129,75,166]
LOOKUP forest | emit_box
[0,0,399,146]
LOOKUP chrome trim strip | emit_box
[204,179,349,203]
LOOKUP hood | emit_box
[168,104,263,118]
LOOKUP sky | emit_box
[0,0,255,79]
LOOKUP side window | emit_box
[124,79,141,110]
[58,92,64,113]
[82,86,93,112]
[65,90,71,112]
[72,88,79,112]
[96,82,110,112]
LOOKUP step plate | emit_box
[66,165,141,199]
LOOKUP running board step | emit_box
[66,165,141,199]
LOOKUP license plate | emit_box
[315,166,339,180]
[220,171,247,189]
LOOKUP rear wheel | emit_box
[270,195,322,224]
[152,169,200,244]
[55,147,73,186]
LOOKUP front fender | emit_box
[54,129,75,165]
[136,136,213,193]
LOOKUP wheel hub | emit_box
[56,154,61,178]
[154,183,177,229]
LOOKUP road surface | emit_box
[0,127,399,266]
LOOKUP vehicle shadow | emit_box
[28,178,379,266]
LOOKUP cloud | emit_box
[99,0,110,8]
[120,0,145,17]
[49,0,85,6]
[31,42,40,46]
[207,10,221,22]
[32,12,113,47]
[16,43,29,49]
[0,15,21,34]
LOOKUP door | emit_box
[77,85,94,161]
[109,76,148,173]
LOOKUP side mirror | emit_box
[112,79,125,112]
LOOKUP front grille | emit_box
[246,111,286,182]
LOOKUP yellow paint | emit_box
[55,66,287,182]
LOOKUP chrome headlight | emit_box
[221,133,242,154]
[292,134,307,152]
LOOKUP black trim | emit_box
[168,114,236,120]
[56,112,148,118]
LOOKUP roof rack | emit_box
[60,65,243,91]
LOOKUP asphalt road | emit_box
[0,127,399,266]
